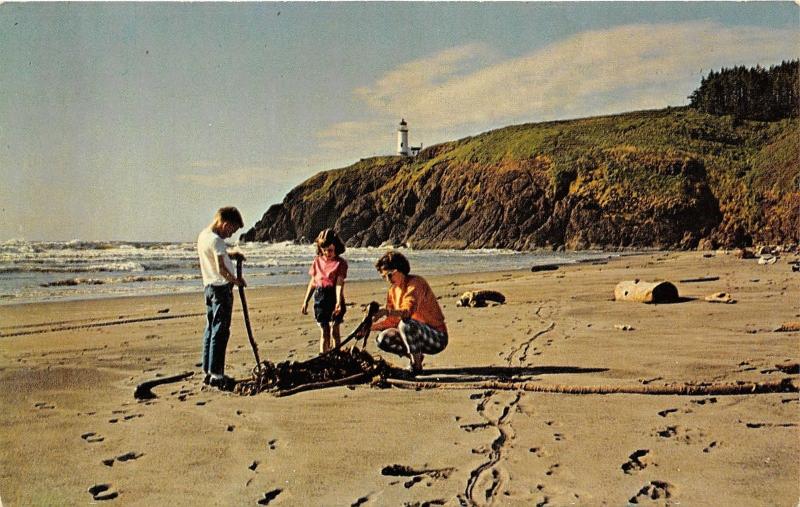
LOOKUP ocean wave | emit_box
[0,261,148,273]
[40,273,201,287]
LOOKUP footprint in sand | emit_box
[628,480,672,504]
[88,483,119,501]
[381,464,454,489]
[553,433,565,441]
[249,460,259,471]
[109,413,143,423]
[102,451,143,467]
[528,447,547,458]
[656,426,678,438]
[81,432,105,443]
[703,441,719,453]
[351,495,370,507]
[690,397,717,406]
[257,489,283,505]
[621,450,650,474]
[737,361,757,372]
[268,439,278,450]
[472,445,489,454]
[657,408,678,418]
[460,422,491,432]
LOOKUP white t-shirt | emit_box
[197,227,235,286]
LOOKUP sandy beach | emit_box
[1,251,798,506]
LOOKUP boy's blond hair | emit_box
[212,207,244,229]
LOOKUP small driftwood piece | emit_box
[705,292,736,304]
[679,276,720,283]
[614,280,679,304]
[758,254,778,265]
[382,378,798,396]
[134,371,194,400]
[456,290,506,308]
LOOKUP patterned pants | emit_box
[376,318,448,357]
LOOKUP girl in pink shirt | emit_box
[301,229,348,353]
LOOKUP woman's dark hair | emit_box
[375,251,410,276]
[315,229,346,256]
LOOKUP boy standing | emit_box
[198,207,246,388]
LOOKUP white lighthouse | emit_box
[397,118,409,156]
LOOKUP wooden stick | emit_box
[236,259,262,373]
[273,370,376,397]
[320,301,380,357]
[382,377,798,396]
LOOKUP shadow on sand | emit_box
[660,296,698,304]
[412,365,608,383]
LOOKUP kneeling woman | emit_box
[371,251,448,373]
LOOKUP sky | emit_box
[1,2,798,242]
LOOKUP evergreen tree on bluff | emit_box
[689,60,799,121]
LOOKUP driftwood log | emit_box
[382,377,798,396]
[614,280,679,304]
[457,290,506,308]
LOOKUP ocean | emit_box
[0,239,616,305]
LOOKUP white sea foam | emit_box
[0,239,616,304]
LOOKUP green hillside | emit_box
[244,107,799,250]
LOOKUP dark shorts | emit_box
[313,286,345,324]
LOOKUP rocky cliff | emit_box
[242,108,799,250]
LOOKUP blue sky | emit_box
[1,2,798,241]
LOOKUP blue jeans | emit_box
[202,283,233,375]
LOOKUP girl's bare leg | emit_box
[319,323,331,353]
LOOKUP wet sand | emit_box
[1,251,798,505]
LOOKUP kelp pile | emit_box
[234,348,392,397]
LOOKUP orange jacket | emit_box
[374,275,447,335]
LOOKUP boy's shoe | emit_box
[202,373,211,385]
[209,375,236,391]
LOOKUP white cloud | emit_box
[318,21,798,155]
